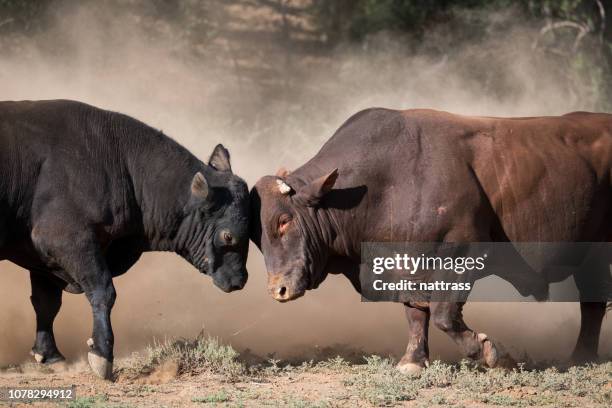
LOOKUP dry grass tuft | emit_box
[121,333,244,380]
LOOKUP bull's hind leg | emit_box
[571,253,610,363]
[428,223,504,366]
[397,303,430,375]
[29,271,65,364]
[571,302,606,363]
[431,302,504,368]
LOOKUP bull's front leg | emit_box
[83,272,116,380]
[29,271,65,364]
[397,303,430,374]
[32,220,116,380]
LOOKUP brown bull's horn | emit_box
[276,179,292,195]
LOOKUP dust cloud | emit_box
[0,1,609,366]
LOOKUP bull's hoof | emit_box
[478,333,499,368]
[570,350,599,365]
[482,339,499,368]
[30,349,66,365]
[396,360,428,376]
[45,355,67,365]
[478,333,517,369]
[88,352,113,380]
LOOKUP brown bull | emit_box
[250,108,611,373]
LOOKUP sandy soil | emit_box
[1,350,610,408]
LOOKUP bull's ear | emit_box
[209,144,232,172]
[191,172,210,199]
[295,169,338,207]
[275,167,291,177]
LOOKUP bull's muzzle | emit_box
[267,275,305,302]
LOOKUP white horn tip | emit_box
[276,179,292,195]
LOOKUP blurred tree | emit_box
[312,0,518,43]
[528,0,611,109]
[0,0,54,33]
[0,0,609,109]
[312,0,612,109]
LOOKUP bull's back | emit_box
[468,112,611,241]
[435,112,609,241]
[306,108,612,242]
[0,100,130,243]
[0,101,52,213]
[398,110,612,241]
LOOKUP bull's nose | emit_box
[213,270,248,293]
[225,279,246,292]
[269,285,304,302]
[270,285,289,301]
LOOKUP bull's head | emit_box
[178,145,249,293]
[250,168,338,301]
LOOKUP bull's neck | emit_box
[287,170,363,261]
[318,207,361,259]
[124,131,204,252]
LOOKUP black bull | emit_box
[0,100,250,379]
[250,108,612,373]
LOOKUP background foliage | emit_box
[312,0,611,110]
[0,0,610,110]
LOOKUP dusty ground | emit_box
[0,337,610,408]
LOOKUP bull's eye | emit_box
[278,214,292,235]
[223,231,233,243]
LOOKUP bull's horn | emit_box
[276,179,292,195]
